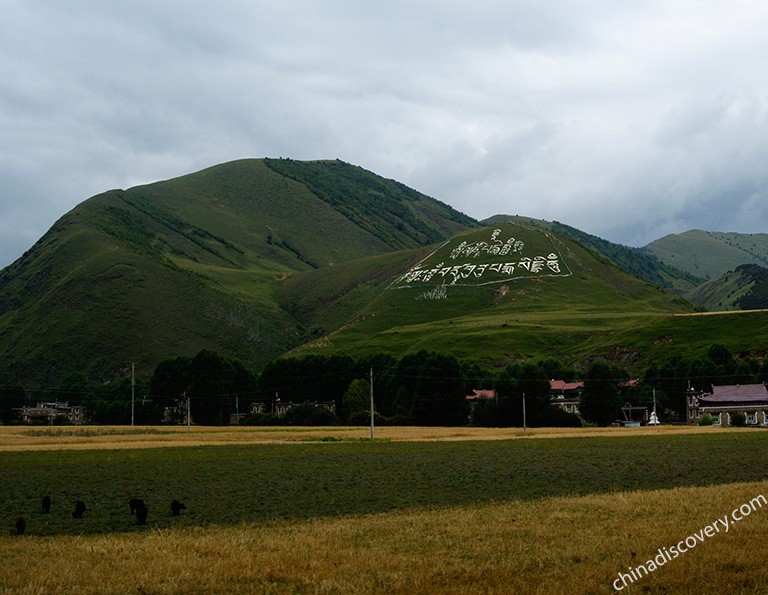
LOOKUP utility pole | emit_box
[370,367,375,442]
[522,392,527,433]
[131,363,135,426]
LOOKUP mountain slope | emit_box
[285,222,701,369]
[686,264,768,311]
[483,215,704,292]
[0,159,474,386]
[645,230,768,280]
[3,159,766,388]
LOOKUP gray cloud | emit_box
[1,1,767,267]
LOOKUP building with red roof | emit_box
[549,380,583,416]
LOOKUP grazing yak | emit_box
[129,498,145,515]
[129,498,149,525]
[72,500,86,519]
[171,499,186,517]
[135,503,148,525]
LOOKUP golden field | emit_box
[1,425,767,593]
[1,480,766,594]
[0,423,746,452]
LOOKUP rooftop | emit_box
[699,383,768,404]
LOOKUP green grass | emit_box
[3,431,767,537]
[647,229,768,280]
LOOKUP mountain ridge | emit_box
[1,159,767,387]
[0,159,474,385]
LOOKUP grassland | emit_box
[0,423,745,451]
[1,426,768,593]
[284,222,767,370]
[0,427,768,593]
[2,480,766,594]
[646,229,768,280]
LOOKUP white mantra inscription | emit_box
[398,254,562,285]
[449,228,525,259]
[393,227,571,288]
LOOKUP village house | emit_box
[549,380,583,416]
[465,389,497,402]
[250,400,336,417]
[16,402,84,425]
[465,389,497,424]
[687,383,768,426]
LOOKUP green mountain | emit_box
[3,159,768,388]
[0,158,474,386]
[645,230,768,280]
[285,221,708,369]
[686,264,768,311]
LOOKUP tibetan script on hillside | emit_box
[392,226,572,289]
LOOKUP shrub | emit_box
[240,413,282,426]
[541,406,582,428]
[346,410,373,426]
[730,412,747,427]
[284,403,340,426]
[697,414,715,426]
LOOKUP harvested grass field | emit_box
[2,481,767,594]
[0,423,740,451]
[1,426,767,593]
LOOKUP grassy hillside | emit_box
[0,159,474,386]
[646,230,768,280]
[2,158,767,389]
[687,264,768,311]
[285,222,727,371]
[485,215,704,291]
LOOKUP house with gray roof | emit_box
[687,383,768,426]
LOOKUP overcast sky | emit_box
[1,1,767,268]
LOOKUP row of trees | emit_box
[2,344,767,427]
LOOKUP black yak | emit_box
[129,498,145,515]
[72,500,86,519]
[135,502,148,525]
[170,499,186,517]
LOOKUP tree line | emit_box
[1,344,767,427]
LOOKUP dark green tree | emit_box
[393,351,467,425]
[341,378,370,422]
[707,344,736,384]
[187,350,231,425]
[493,363,554,427]
[150,356,192,423]
[580,361,623,426]
[0,382,27,424]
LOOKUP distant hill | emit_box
[0,159,474,385]
[686,264,768,311]
[645,230,768,280]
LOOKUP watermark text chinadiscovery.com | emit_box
[613,493,767,591]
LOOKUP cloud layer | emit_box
[1,0,767,267]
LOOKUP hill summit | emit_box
[0,158,474,385]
